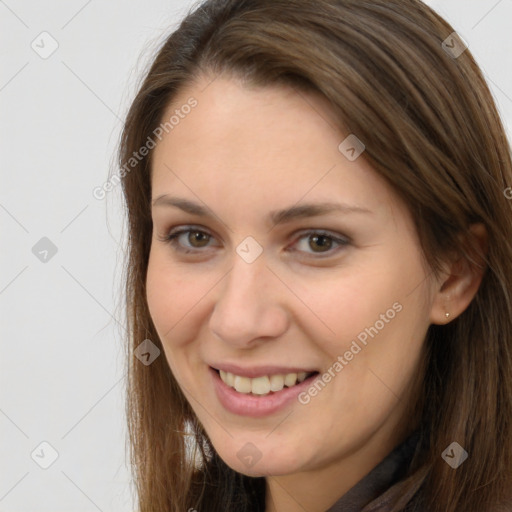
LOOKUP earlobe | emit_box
[429,223,488,325]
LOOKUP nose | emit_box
[208,249,289,348]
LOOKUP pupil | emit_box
[190,231,209,247]
[311,234,331,252]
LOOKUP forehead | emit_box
[150,75,399,221]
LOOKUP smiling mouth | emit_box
[213,368,319,396]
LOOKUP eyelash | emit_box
[157,225,350,258]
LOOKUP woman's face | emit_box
[146,74,438,479]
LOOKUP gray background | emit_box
[1,1,511,510]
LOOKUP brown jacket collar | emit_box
[326,430,425,512]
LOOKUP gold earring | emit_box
[445,312,450,318]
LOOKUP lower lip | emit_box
[209,366,319,418]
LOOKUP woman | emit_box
[117,0,512,510]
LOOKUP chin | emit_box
[217,443,304,477]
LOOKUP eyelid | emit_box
[287,229,350,257]
[158,224,351,256]
[156,224,220,250]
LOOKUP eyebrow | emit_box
[151,195,373,225]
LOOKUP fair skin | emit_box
[146,74,487,512]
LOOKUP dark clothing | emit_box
[326,430,423,512]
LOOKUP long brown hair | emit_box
[117,1,512,510]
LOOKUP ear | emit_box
[429,223,488,325]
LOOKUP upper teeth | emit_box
[219,370,310,395]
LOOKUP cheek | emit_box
[289,269,401,355]
[146,254,177,333]
[145,247,222,347]
[294,250,429,367]
[145,249,208,386]
[146,249,196,343]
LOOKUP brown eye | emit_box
[161,227,216,253]
[188,230,210,247]
[308,234,333,252]
[292,230,350,257]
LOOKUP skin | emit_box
[146,74,487,512]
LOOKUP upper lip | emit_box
[210,363,318,378]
